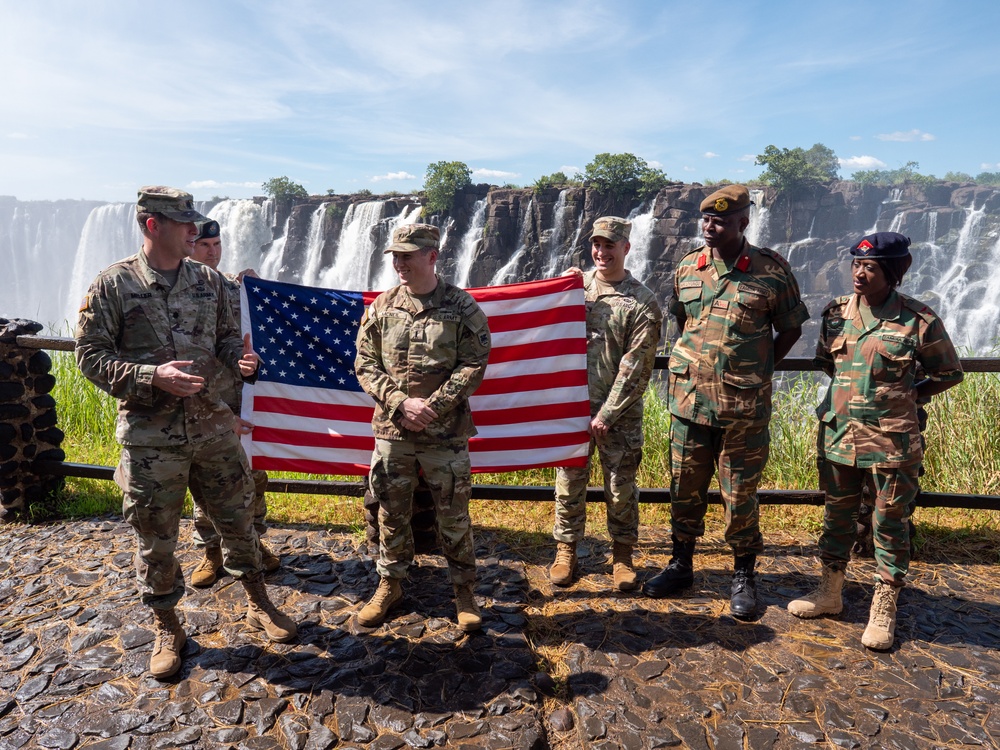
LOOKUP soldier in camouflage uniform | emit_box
[354,223,491,632]
[549,216,662,591]
[643,185,809,619]
[788,232,963,650]
[187,219,279,586]
[75,187,296,680]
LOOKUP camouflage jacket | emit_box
[815,291,963,468]
[75,250,245,446]
[583,271,663,426]
[667,242,809,428]
[218,271,243,413]
[355,278,491,443]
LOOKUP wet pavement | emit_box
[1,516,999,749]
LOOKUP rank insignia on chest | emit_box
[736,254,751,272]
[696,253,709,270]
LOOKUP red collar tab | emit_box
[736,254,751,272]
[696,252,709,270]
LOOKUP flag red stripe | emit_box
[255,396,374,422]
[488,338,586,365]
[253,456,370,475]
[254,426,375,450]
[470,431,591,452]
[467,274,581,300]
[484,305,585,334]
[471,401,591,425]
[474,369,588,396]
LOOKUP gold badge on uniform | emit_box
[79,294,90,312]
[714,198,729,212]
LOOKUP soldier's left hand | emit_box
[590,416,611,438]
[238,333,260,376]
[233,416,254,436]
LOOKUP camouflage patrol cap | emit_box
[196,220,221,241]
[850,231,911,260]
[591,216,631,243]
[700,185,754,216]
[136,186,208,223]
[385,223,440,254]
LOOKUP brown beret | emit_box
[700,185,754,216]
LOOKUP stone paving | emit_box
[1,516,999,749]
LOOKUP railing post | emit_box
[0,319,66,519]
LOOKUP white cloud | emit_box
[188,180,260,190]
[559,165,582,175]
[839,155,887,170]
[5,132,32,139]
[647,159,664,168]
[980,162,1000,170]
[704,151,719,159]
[850,135,863,141]
[876,129,935,142]
[683,166,695,172]
[737,154,756,162]
[371,171,416,182]
[472,168,519,179]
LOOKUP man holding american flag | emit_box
[354,223,491,632]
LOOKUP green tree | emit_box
[423,161,472,215]
[262,176,308,200]
[755,143,840,194]
[583,153,668,202]
[533,171,569,192]
[852,161,935,187]
[943,171,973,183]
[976,171,1000,185]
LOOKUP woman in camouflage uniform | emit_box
[787,232,963,650]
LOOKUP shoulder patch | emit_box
[899,293,938,323]
[757,245,791,268]
[79,294,90,313]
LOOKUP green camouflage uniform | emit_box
[76,251,260,609]
[191,271,269,550]
[554,270,662,545]
[814,291,962,585]
[668,242,809,554]
[355,278,490,585]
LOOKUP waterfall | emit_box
[454,199,487,288]
[64,204,143,330]
[207,199,274,277]
[927,211,938,243]
[319,201,385,290]
[543,191,586,278]
[625,202,655,281]
[490,199,533,285]
[299,203,329,286]
[887,211,904,234]
[373,205,423,290]
[746,189,771,247]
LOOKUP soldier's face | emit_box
[851,258,890,302]
[702,212,748,250]
[152,217,199,259]
[591,237,630,281]
[193,237,223,269]
[392,248,437,289]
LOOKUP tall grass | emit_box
[44,356,1000,545]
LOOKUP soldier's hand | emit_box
[400,416,425,432]
[233,417,255,436]
[562,267,584,278]
[153,361,206,397]
[237,268,260,282]
[400,397,438,428]
[590,416,611,438]
[238,333,260,376]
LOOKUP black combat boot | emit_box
[642,536,695,598]
[730,553,757,619]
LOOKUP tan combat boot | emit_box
[149,608,186,680]
[191,546,224,588]
[454,583,482,632]
[612,541,638,592]
[259,541,281,573]
[241,574,297,642]
[861,579,899,650]
[358,577,403,627]
[548,542,577,586]
[788,567,846,618]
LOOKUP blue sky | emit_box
[2,0,999,202]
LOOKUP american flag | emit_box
[239,274,591,476]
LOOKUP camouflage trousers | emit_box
[817,457,917,586]
[116,431,259,610]
[369,438,477,586]
[670,416,768,555]
[192,469,269,550]
[553,418,643,545]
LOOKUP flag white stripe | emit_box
[482,354,587,379]
[471,386,589,411]
[469,443,592,468]
[476,417,590,439]
[476,289,582,317]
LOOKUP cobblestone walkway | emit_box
[1,517,999,749]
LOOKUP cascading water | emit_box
[299,203,329,286]
[746,189,771,248]
[453,199,487,288]
[259,216,291,281]
[490,199,533,285]
[625,202,655,281]
[373,205,423,291]
[207,199,274,276]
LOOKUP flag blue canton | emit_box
[243,276,365,392]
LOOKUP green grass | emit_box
[39,353,1000,551]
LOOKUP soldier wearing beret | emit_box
[644,185,809,619]
[788,231,963,649]
[355,223,491,631]
[188,220,279,586]
[549,216,663,591]
[75,186,296,680]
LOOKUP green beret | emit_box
[700,185,754,216]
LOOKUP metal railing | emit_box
[18,335,1000,510]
